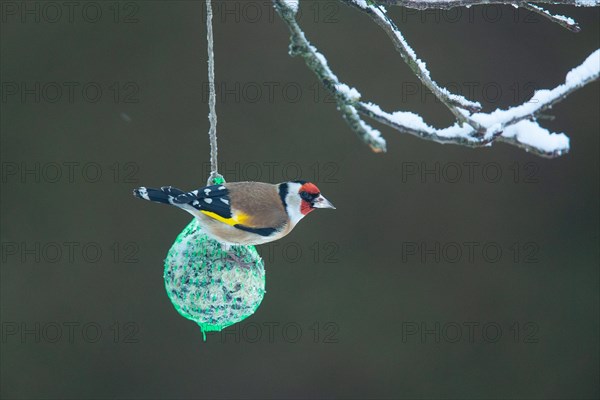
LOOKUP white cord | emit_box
[205,0,223,185]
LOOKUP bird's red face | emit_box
[298,182,335,215]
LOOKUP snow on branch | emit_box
[376,0,599,10]
[358,48,598,156]
[343,0,485,134]
[274,0,387,152]
[522,3,581,32]
[273,0,599,157]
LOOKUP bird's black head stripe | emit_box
[278,183,289,209]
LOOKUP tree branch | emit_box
[342,0,485,135]
[375,0,599,10]
[273,0,387,152]
[359,48,599,157]
[522,3,581,32]
[273,0,599,158]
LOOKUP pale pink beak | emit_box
[313,195,336,209]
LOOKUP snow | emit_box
[282,0,299,13]
[441,87,481,110]
[359,49,598,154]
[566,49,600,84]
[470,50,599,130]
[368,3,480,111]
[349,106,386,151]
[575,0,600,6]
[285,0,598,155]
[527,4,577,27]
[502,120,569,154]
[358,118,383,141]
[363,102,473,140]
[363,102,433,133]
[336,83,361,101]
[551,14,576,26]
[351,0,369,9]
[357,0,597,4]
[313,49,329,67]
[352,108,383,136]
[349,0,599,10]
[364,101,570,153]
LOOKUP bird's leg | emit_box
[219,242,251,269]
[226,249,254,270]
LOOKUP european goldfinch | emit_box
[133,180,335,245]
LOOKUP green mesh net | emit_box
[164,218,266,340]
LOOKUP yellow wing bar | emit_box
[200,210,250,227]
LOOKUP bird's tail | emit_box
[133,186,185,205]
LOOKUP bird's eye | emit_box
[300,191,313,202]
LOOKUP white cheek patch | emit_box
[287,206,304,225]
[284,182,306,225]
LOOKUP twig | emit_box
[375,0,599,9]
[357,49,599,157]
[273,0,387,152]
[522,3,581,32]
[273,0,599,158]
[343,0,485,134]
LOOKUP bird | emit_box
[133,180,335,246]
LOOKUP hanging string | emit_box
[205,0,224,186]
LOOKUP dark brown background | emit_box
[1,1,598,398]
